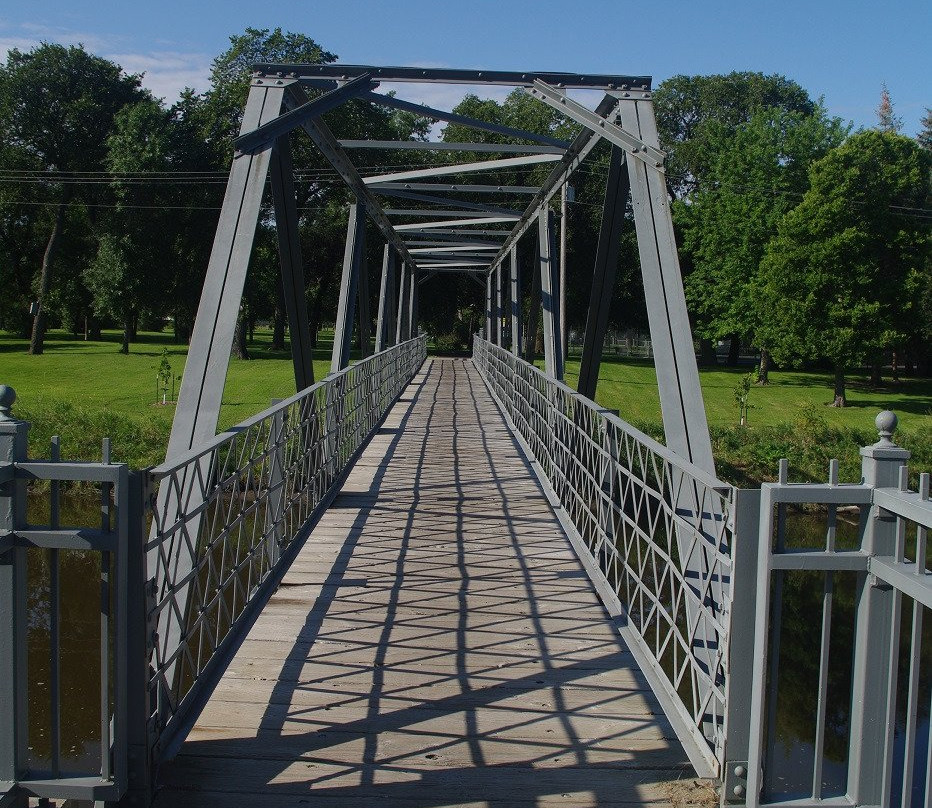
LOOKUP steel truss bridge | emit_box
[1,64,929,808]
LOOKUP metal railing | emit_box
[145,334,426,758]
[0,335,426,807]
[743,437,930,808]
[473,336,737,775]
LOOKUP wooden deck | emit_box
[154,358,691,807]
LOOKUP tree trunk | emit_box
[757,349,771,385]
[120,310,131,354]
[87,317,102,341]
[831,365,847,407]
[698,337,718,367]
[727,334,741,367]
[891,350,900,383]
[870,359,882,388]
[29,190,71,355]
[232,313,250,359]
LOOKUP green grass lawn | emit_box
[2,329,929,483]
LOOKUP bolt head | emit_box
[733,785,746,797]
[734,764,746,777]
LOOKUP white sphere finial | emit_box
[0,385,15,422]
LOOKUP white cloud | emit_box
[108,50,211,101]
[0,22,210,102]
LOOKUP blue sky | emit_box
[1,0,928,136]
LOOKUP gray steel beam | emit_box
[404,239,504,248]
[409,269,419,334]
[331,202,365,372]
[374,245,396,352]
[398,228,511,237]
[538,209,564,380]
[618,97,714,471]
[361,91,570,148]
[486,274,494,341]
[363,153,561,185]
[408,245,498,253]
[339,139,565,154]
[577,146,628,400]
[269,134,315,391]
[254,63,651,91]
[386,209,520,219]
[510,246,522,356]
[234,74,376,155]
[395,216,519,231]
[167,84,284,459]
[495,263,504,346]
[375,188,521,215]
[526,80,664,168]
[487,94,619,272]
[284,85,415,266]
[395,262,409,343]
[418,262,490,269]
[525,240,542,364]
[357,233,371,359]
[371,182,539,195]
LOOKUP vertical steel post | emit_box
[538,208,564,380]
[495,263,504,346]
[331,202,365,373]
[0,399,29,807]
[270,134,314,391]
[509,246,522,356]
[375,245,396,352]
[524,242,541,364]
[357,234,372,360]
[560,182,568,358]
[395,261,409,343]
[410,271,419,336]
[721,488,762,804]
[578,146,628,400]
[847,429,909,805]
[485,272,493,341]
[120,470,153,808]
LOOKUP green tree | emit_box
[653,72,815,200]
[919,108,932,151]
[0,43,145,353]
[678,106,847,378]
[757,131,930,406]
[84,99,174,353]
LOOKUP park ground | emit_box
[1,329,929,487]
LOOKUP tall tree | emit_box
[919,108,932,151]
[653,72,815,200]
[678,106,847,377]
[0,44,145,353]
[756,131,930,405]
[876,83,904,133]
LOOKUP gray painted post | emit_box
[721,488,762,804]
[375,245,396,352]
[0,387,28,806]
[410,272,419,335]
[538,209,564,380]
[485,273,494,341]
[495,263,504,346]
[509,247,522,356]
[578,146,628,400]
[524,242,541,364]
[395,261,409,343]
[357,237,372,359]
[332,202,365,373]
[847,412,910,805]
[270,134,314,391]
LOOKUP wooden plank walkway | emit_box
[154,358,691,807]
